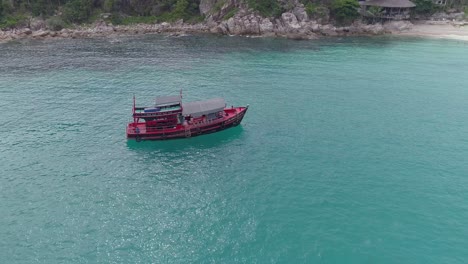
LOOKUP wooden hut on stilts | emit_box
[359,0,416,22]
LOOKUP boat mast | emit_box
[133,94,137,123]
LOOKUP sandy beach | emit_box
[397,21,468,41]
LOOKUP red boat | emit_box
[126,94,248,141]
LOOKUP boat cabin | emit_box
[182,98,226,124]
[133,95,183,129]
[132,96,227,129]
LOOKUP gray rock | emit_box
[363,23,384,35]
[320,24,337,36]
[30,18,46,31]
[293,5,309,22]
[226,17,244,35]
[383,21,413,32]
[243,16,260,34]
[259,18,274,34]
[94,20,115,32]
[226,17,236,34]
[200,0,217,15]
[274,18,286,35]
[448,12,465,21]
[210,24,225,34]
[100,13,112,19]
[32,30,50,37]
[430,11,465,21]
[23,28,33,35]
[286,32,318,40]
[206,15,218,28]
[281,13,301,31]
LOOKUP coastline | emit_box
[395,21,468,41]
[1,18,468,44]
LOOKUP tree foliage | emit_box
[247,0,284,17]
[0,0,202,26]
[62,0,93,23]
[412,0,437,15]
[330,0,359,24]
[2,0,466,29]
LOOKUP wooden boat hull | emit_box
[126,106,248,141]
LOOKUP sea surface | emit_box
[1,34,468,263]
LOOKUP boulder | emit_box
[293,5,309,22]
[23,28,33,35]
[285,32,318,40]
[94,20,115,32]
[243,16,260,34]
[259,18,274,34]
[448,12,465,21]
[275,18,288,35]
[226,17,244,35]
[431,12,448,21]
[281,13,301,31]
[383,21,413,32]
[200,0,217,15]
[32,30,50,37]
[100,13,112,19]
[210,23,227,34]
[320,24,338,36]
[363,23,384,35]
[205,15,218,28]
[30,18,46,31]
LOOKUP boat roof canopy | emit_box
[183,98,226,117]
[155,95,182,106]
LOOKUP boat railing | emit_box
[189,116,225,128]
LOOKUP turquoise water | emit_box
[1,35,468,263]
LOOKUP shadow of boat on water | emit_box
[126,126,245,153]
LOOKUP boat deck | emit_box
[127,106,247,140]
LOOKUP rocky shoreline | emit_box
[1,10,467,43]
[2,0,468,44]
[0,8,420,44]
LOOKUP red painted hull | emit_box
[127,106,248,141]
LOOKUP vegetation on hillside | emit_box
[1,0,468,30]
[412,0,438,15]
[0,0,203,29]
[330,0,359,24]
[246,0,285,17]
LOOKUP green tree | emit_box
[412,0,436,15]
[331,0,359,24]
[31,0,50,16]
[368,6,382,16]
[167,0,200,21]
[172,0,188,18]
[247,0,284,17]
[62,0,93,23]
[103,0,114,12]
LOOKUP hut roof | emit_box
[360,0,416,8]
